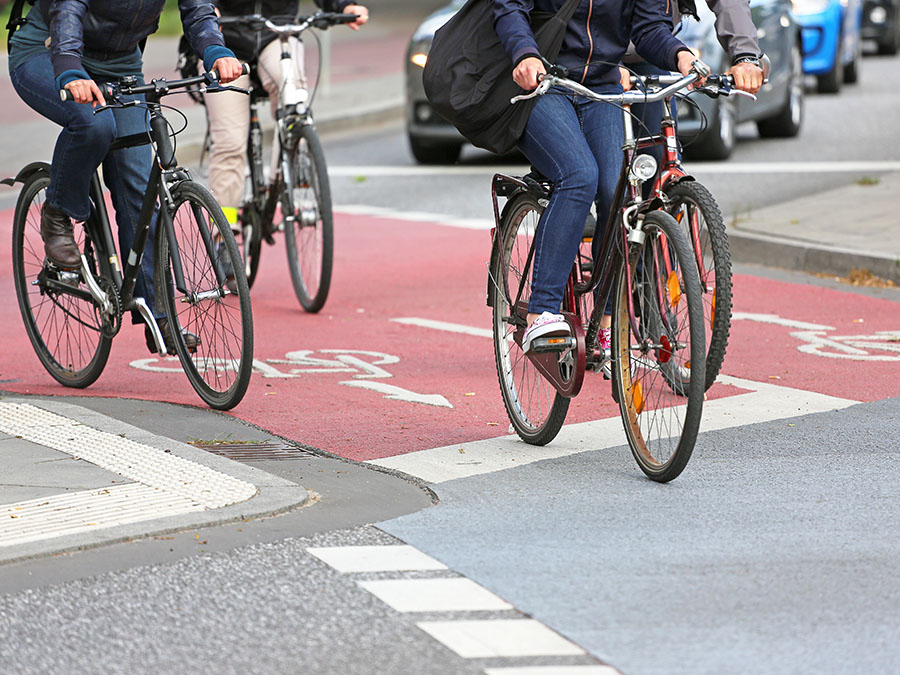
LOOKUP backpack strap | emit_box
[6,0,34,52]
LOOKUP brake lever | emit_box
[92,98,138,115]
[206,84,251,96]
[510,77,553,104]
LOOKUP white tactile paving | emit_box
[416,619,585,658]
[0,402,258,547]
[357,578,513,612]
[0,484,202,546]
[306,545,448,573]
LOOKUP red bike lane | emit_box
[2,205,899,462]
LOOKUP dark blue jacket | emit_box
[40,0,226,80]
[494,0,690,86]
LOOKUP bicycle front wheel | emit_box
[491,191,569,445]
[665,181,732,390]
[612,210,705,482]
[12,171,111,388]
[156,181,254,410]
[283,124,333,313]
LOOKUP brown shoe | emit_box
[41,203,81,270]
[145,318,200,355]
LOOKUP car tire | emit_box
[757,42,804,138]
[876,17,900,54]
[409,135,463,164]
[817,40,843,93]
[683,96,736,161]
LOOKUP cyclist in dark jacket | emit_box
[492,0,705,353]
[9,0,242,353]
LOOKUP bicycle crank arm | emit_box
[79,256,114,315]
[134,299,167,356]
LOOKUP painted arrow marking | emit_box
[341,380,454,408]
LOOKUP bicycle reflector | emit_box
[629,154,658,184]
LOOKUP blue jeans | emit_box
[9,50,158,319]
[518,84,624,315]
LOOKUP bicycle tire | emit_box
[241,211,263,289]
[283,124,333,313]
[156,181,253,410]
[665,181,732,390]
[12,171,112,388]
[491,191,569,445]
[611,209,705,482]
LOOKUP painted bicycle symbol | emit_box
[130,349,453,408]
[734,313,900,361]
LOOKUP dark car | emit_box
[405,0,466,164]
[677,0,805,160]
[862,0,900,53]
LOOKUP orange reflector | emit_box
[710,289,716,331]
[546,338,566,344]
[667,271,682,308]
[631,378,645,414]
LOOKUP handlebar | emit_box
[511,68,757,106]
[217,11,358,34]
[60,64,250,105]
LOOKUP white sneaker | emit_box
[522,312,570,353]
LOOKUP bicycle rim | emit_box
[158,181,254,410]
[283,125,333,313]
[612,210,705,481]
[666,181,732,390]
[491,192,569,445]
[12,173,111,388]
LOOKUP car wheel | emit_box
[757,42,804,138]
[409,135,463,164]
[843,36,861,84]
[817,40,843,93]
[876,15,900,54]
[683,96,736,161]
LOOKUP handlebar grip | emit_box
[60,83,114,102]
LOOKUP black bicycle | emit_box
[4,72,254,410]
[217,12,356,313]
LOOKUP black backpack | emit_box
[423,0,579,156]
[6,0,36,51]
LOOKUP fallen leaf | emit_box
[487,422,499,426]
[768,375,781,379]
[458,448,466,454]
[464,392,476,396]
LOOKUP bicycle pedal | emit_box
[530,336,575,353]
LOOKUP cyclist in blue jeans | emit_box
[494,0,708,354]
[8,0,242,353]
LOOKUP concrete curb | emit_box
[729,230,900,283]
[0,397,310,565]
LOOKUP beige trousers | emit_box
[205,37,306,214]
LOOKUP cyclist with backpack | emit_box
[7,0,242,354]
[204,0,368,241]
[493,0,709,352]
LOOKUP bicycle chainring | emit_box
[97,276,122,339]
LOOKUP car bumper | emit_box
[795,5,842,74]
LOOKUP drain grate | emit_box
[193,441,314,462]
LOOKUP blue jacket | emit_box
[494,0,690,86]
[40,0,227,81]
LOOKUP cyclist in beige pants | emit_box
[206,0,368,231]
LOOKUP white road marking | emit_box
[368,376,858,484]
[357,578,513,612]
[1,484,201,547]
[731,312,833,331]
[341,380,454,408]
[335,204,493,230]
[392,317,494,339]
[329,161,900,178]
[484,668,621,675]
[306,545,448,573]
[417,619,585,658]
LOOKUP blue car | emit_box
[792,0,863,92]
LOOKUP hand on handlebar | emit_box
[212,57,244,84]
[676,50,709,89]
[513,57,546,91]
[343,4,369,30]
[63,79,107,108]
[726,61,764,95]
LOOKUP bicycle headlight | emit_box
[629,154,658,184]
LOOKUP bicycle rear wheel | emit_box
[156,181,253,410]
[665,181,731,390]
[12,171,111,388]
[611,210,705,482]
[491,192,569,445]
[283,124,333,313]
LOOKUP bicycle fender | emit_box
[1,161,51,187]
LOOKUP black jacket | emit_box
[215,0,352,62]
[40,0,225,79]
[494,0,689,86]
